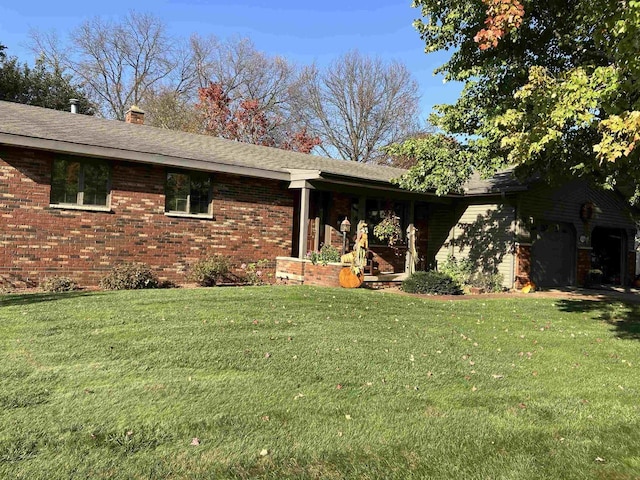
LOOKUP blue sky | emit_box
[0,0,463,120]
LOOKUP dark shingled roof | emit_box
[464,170,529,195]
[0,100,406,184]
[0,100,532,196]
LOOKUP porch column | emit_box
[298,186,311,259]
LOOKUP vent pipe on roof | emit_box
[69,99,78,114]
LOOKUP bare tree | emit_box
[140,88,201,133]
[30,12,192,119]
[189,35,302,138]
[295,51,421,162]
[142,35,305,141]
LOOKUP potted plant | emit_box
[373,210,402,247]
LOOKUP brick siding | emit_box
[628,251,636,285]
[576,248,592,286]
[514,243,531,288]
[275,257,343,287]
[0,146,295,288]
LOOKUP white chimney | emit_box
[70,99,78,114]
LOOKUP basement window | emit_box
[50,157,110,208]
[165,170,212,217]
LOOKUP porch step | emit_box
[364,272,408,283]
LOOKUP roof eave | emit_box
[0,132,291,181]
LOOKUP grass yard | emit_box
[0,286,638,479]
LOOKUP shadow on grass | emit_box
[0,291,97,307]
[556,299,640,340]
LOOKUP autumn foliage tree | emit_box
[473,0,524,50]
[197,83,320,153]
[401,0,640,202]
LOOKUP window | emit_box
[165,171,212,215]
[51,157,110,207]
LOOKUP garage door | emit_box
[531,223,575,287]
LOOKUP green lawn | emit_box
[0,286,638,479]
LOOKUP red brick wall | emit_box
[514,244,531,288]
[326,194,353,251]
[0,146,295,288]
[275,257,305,285]
[275,257,343,287]
[369,246,406,273]
[304,262,342,287]
[576,248,592,286]
[627,251,636,285]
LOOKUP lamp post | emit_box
[340,217,351,255]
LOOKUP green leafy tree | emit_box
[0,46,92,113]
[401,0,640,202]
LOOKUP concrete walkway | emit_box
[381,285,640,303]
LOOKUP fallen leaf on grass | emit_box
[491,374,504,379]
[345,414,352,420]
[260,449,269,457]
[294,393,305,400]
[595,457,605,463]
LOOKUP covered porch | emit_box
[275,168,452,287]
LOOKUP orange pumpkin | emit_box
[339,267,364,288]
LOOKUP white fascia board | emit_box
[286,169,322,181]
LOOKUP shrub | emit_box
[100,263,159,290]
[307,244,341,265]
[440,255,504,293]
[469,271,504,292]
[189,255,231,286]
[40,276,78,292]
[439,255,474,287]
[401,270,462,295]
[241,259,271,286]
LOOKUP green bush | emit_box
[100,263,159,290]
[440,255,504,293]
[40,276,78,292]
[469,271,504,292]
[401,270,462,295]
[307,244,342,265]
[189,255,231,286]
[439,255,474,287]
